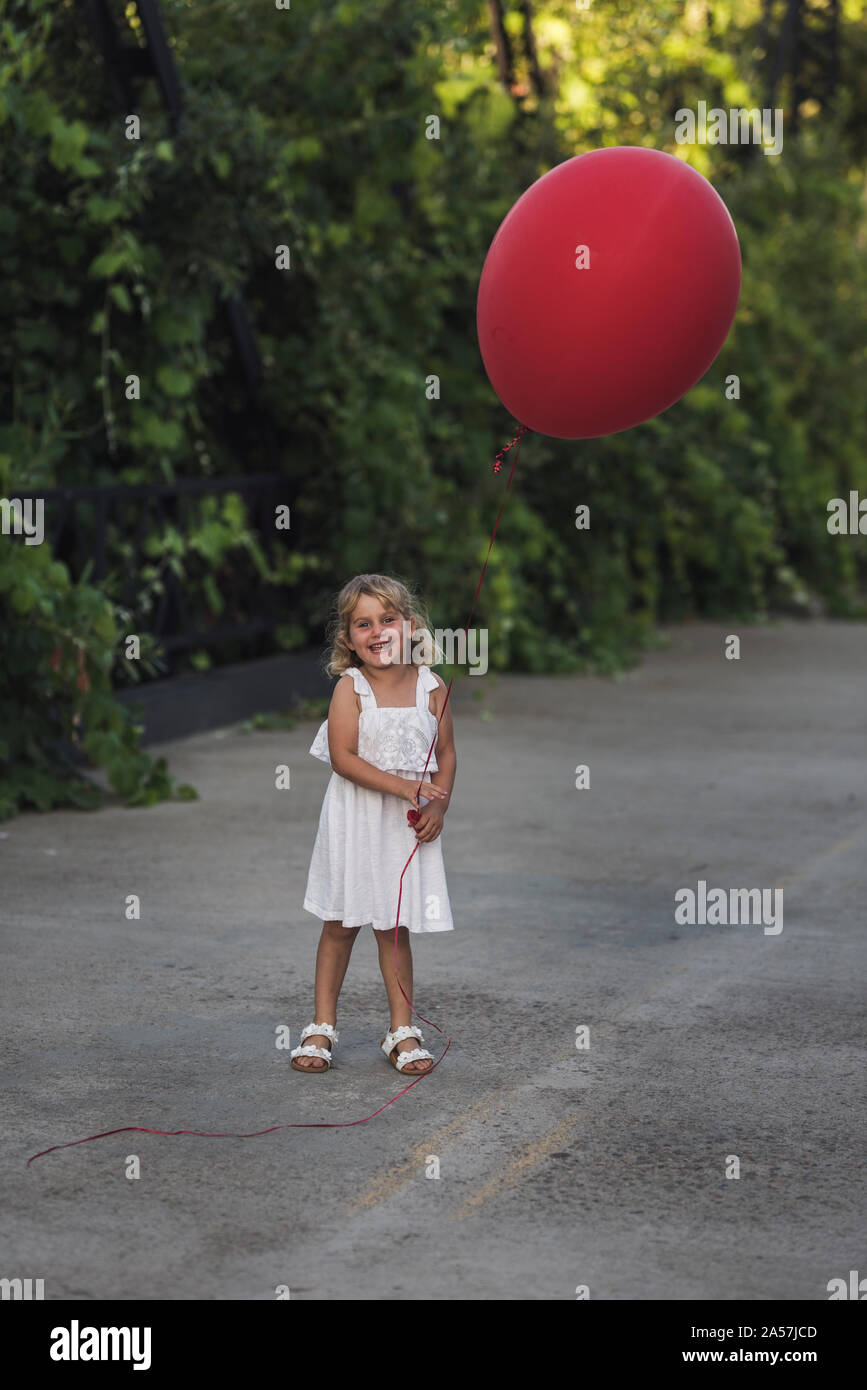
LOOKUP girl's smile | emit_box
[349,595,411,666]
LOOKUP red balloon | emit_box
[476,146,741,439]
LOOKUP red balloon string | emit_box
[25,425,530,1168]
[394,420,529,1020]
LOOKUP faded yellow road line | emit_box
[343,1090,507,1218]
[775,826,867,889]
[450,1112,586,1222]
[340,830,864,1226]
[445,831,867,1223]
[444,966,692,1222]
[343,964,689,1222]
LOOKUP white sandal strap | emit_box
[291,1044,333,1062]
[300,1022,339,1046]
[393,1047,433,1072]
[382,1024,422,1055]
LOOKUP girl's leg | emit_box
[295,919,362,1070]
[373,925,432,1074]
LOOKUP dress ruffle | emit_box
[308,664,440,773]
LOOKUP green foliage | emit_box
[240,697,331,734]
[1,0,866,823]
[0,458,198,819]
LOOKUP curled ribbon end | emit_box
[493,423,529,473]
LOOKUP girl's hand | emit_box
[404,780,447,808]
[413,801,445,843]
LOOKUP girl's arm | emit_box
[429,674,456,810]
[327,675,447,804]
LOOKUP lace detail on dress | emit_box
[308,665,439,773]
[358,709,437,771]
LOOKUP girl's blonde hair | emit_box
[323,573,443,677]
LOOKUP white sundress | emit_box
[302,663,454,933]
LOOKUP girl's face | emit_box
[348,593,413,668]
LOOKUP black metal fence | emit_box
[14,475,289,662]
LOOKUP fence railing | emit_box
[12,475,288,660]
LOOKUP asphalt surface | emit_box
[2,620,865,1300]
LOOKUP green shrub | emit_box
[0,462,197,819]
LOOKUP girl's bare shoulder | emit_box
[428,669,449,716]
[331,670,362,716]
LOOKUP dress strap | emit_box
[343,665,376,711]
[415,664,439,714]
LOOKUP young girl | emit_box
[292,574,456,1076]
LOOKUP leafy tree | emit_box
[1,0,865,817]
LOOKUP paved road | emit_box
[3,620,865,1299]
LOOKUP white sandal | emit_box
[381,1024,433,1074]
[290,1021,339,1073]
